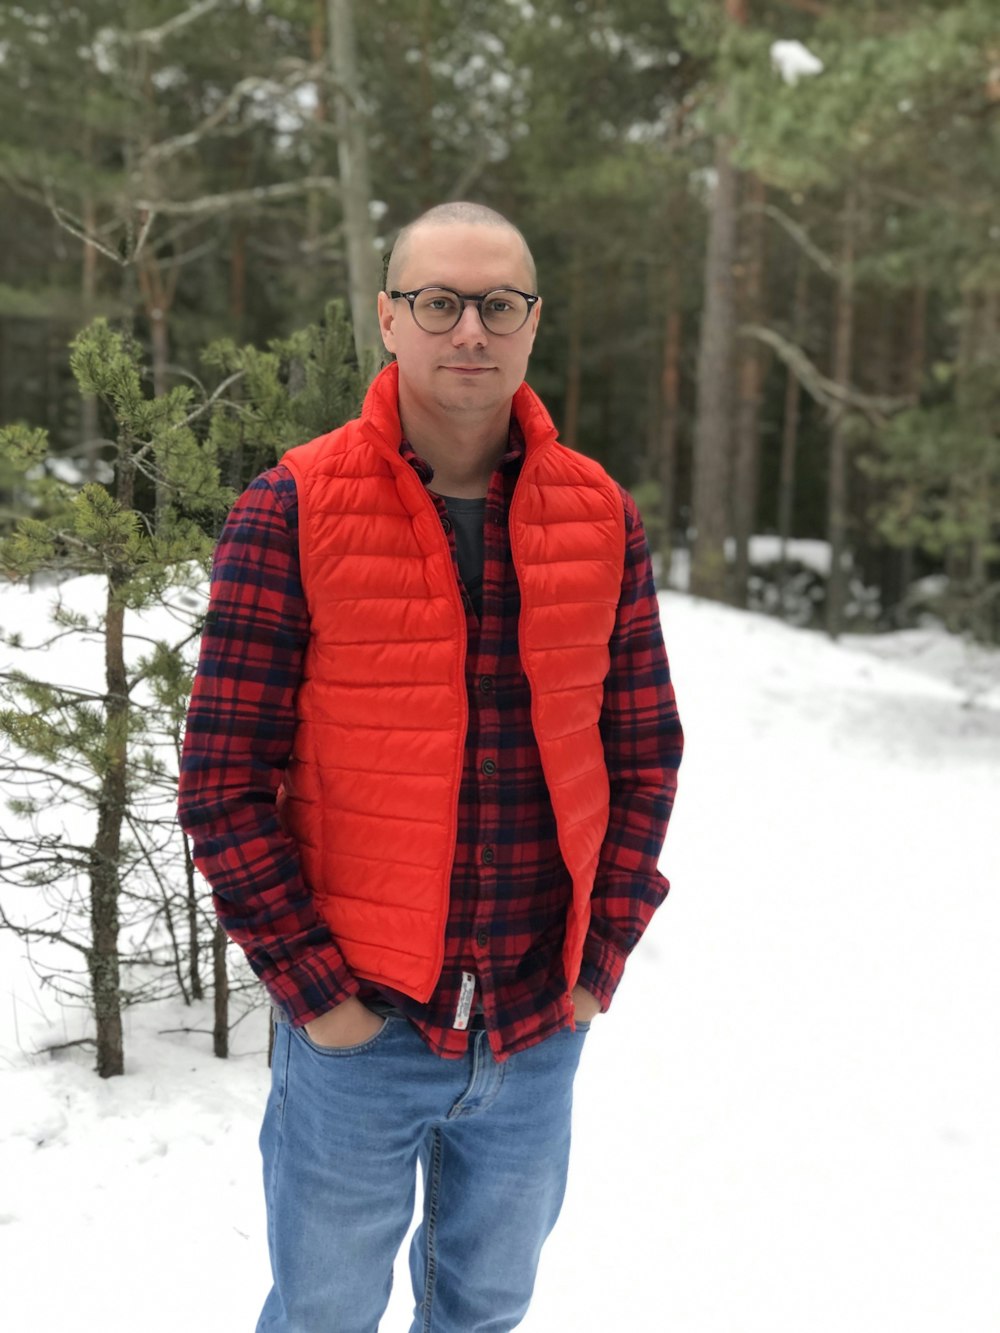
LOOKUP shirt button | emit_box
[481,758,497,776]
[441,516,452,534]
[481,844,495,865]
[476,929,488,947]
[461,592,472,612]
[479,675,494,694]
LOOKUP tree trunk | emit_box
[81,189,101,479]
[213,920,229,1059]
[91,573,128,1077]
[658,258,682,579]
[183,831,203,1002]
[329,0,381,372]
[955,285,998,639]
[418,0,435,209]
[732,171,766,606]
[778,252,808,591]
[826,185,858,640]
[562,258,583,447]
[300,1,327,305]
[690,132,739,602]
[690,0,747,600]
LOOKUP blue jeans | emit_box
[257,1009,590,1333]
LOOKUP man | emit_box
[178,201,683,1333]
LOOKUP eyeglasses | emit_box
[388,286,539,335]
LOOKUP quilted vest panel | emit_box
[281,363,625,1002]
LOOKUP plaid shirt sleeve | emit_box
[576,486,684,1011]
[177,468,361,1025]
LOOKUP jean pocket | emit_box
[294,1014,391,1057]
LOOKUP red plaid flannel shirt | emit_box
[178,425,683,1060]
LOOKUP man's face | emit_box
[377,223,541,423]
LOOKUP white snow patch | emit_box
[1,586,998,1331]
[771,39,824,85]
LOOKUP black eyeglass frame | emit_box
[388,286,540,335]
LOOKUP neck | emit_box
[398,397,511,499]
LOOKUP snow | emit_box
[2,582,999,1331]
[771,39,824,86]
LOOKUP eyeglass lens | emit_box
[410,288,530,334]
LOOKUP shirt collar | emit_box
[399,419,525,486]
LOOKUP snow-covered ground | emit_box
[2,584,998,1332]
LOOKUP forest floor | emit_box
[1,584,998,1332]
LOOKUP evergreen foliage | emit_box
[0,300,363,1075]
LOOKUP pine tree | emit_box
[1,301,363,1075]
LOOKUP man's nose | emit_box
[450,301,489,343]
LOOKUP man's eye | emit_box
[419,294,459,313]
[486,299,513,314]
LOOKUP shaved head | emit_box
[385,202,537,294]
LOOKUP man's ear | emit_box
[377,291,396,354]
[526,296,542,352]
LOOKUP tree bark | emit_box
[183,831,203,1002]
[778,252,809,587]
[90,575,126,1079]
[562,258,583,447]
[328,0,381,372]
[690,0,745,601]
[213,920,229,1059]
[418,0,435,209]
[299,1,327,305]
[732,172,767,606]
[658,257,682,577]
[690,132,739,601]
[826,185,858,639]
[81,188,101,480]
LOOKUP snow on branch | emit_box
[770,40,824,85]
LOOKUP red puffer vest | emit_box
[280,362,625,1002]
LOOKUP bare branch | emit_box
[43,193,124,265]
[135,177,339,217]
[129,210,157,265]
[128,0,224,48]
[144,65,327,165]
[0,902,89,955]
[0,761,97,800]
[0,671,104,704]
[745,202,841,280]
[739,324,915,422]
[149,238,220,272]
[41,183,154,268]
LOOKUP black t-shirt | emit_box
[439,494,487,618]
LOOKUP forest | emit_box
[0,0,997,1081]
[1,0,996,638]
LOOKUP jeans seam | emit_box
[421,1126,443,1332]
[265,1025,292,1286]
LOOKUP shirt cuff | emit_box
[265,946,362,1027]
[576,928,628,1012]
